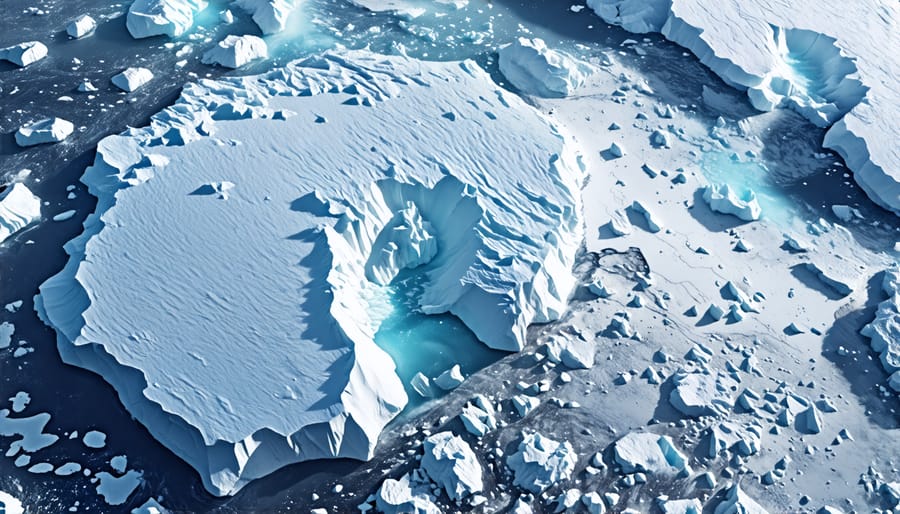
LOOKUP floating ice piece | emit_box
[831,204,862,222]
[609,209,633,236]
[234,0,299,34]
[498,38,591,98]
[78,80,98,93]
[556,489,582,512]
[67,15,97,38]
[582,492,606,514]
[10,392,30,413]
[0,183,41,244]
[410,372,433,398]
[702,184,762,221]
[0,41,47,67]
[613,432,692,476]
[670,370,737,417]
[713,484,769,514]
[649,129,671,148]
[0,410,59,453]
[54,462,82,476]
[202,35,268,69]
[376,472,441,514]
[860,266,900,390]
[112,67,154,92]
[420,431,483,500]
[96,470,143,506]
[15,118,74,147]
[434,364,465,391]
[507,432,577,493]
[607,142,625,158]
[83,430,107,448]
[126,0,207,38]
[132,498,170,514]
[512,395,540,417]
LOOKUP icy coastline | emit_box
[35,50,584,495]
[586,0,900,214]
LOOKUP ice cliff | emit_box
[35,51,584,495]
[587,0,900,215]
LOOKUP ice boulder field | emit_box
[0,0,898,512]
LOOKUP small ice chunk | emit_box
[434,364,464,390]
[201,35,268,69]
[420,431,483,500]
[375,472,441,514]
[613,432,692,476]
[506,432,577,493]
[498,38,592,97]
[609,209,633,236]
[410,372,433,398]
[713,484,768,514]
[669,370,737,417]
[631,200,662,232]
[126,0,207,39]
[54,462,83,476]
[512,395,540,417]
[110,455,128,473]
[702,184,762,221]
[78,80,98,93]
[131,498,170,514]
[112,67,154,92]
[0,183,42,244]
[67,15,97,38]
[83,430,107,448]
[15,118,74,147]
[608,142,625,158]
[96,470,143,505]
[10,392,30,413]
[52,210,77,222]
[0,41,48,67]
[0,322,15,349]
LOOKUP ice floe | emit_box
[15,118,74,147]
[201,35,268,69]
[420,431,483,500]
[112,67,154,92]
[126,0,207,39]
[67,15,97,39]
[0,183,41,244]
[0,41,47,67]
[701,184,761,222]
[506,432,577,493]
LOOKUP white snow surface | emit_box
[112,67,154,92]
[35,50,584,496]
[0,41,48,67]
[0,183,41,244]
[126,0,207,39]
[498,38,592,98]
[15,118,74,147]
[0,491,25,514]
[201,35,268,69]
[234,0,299,34]
[586,0,900,215]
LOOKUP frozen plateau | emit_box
[0,0,898,513]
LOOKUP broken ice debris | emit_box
[609,209,633,236]
[0,41,48,67]
[0,183,41,244]
[608,142,625,158]
[613,432,691,476]
[202,35,268,69]
[702,184,762,221]
[410,372,433,398]
[713,484,768,514]
[544,336,594,369]
[460,395,497,437]
[507,432,576,493]
[512,395,540,417]
[631,200,662,232]
[669,370,737,417]
[112,67,154,92]
[15,118,74,147]
[498,38,591,97]
[376,471,440,514]
[434,364,464,390]
[420,431,483,500]
[126,0,207,39]
[649,129,671,148]
[67,15,97,38]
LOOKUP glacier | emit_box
[35,50,584,496]
[586,0,900,215]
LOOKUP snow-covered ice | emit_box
[35,50,584,496]
[0,41,47,67]
[15,118,74,147]
[234,0,299,34]
[702,184,762,222]
[420,431,483,500]
[111,67,154,92]
[613,431,691,476]
[66,15,97,39]
[860,265,900,391]
[201,35,268,69]
[506,432,577,493]
[498,38,592,98]
[126,0,207,39]
[0,183,41,244]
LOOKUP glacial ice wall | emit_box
[35,51,584,495]
[587,0,900,215]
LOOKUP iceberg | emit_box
[35,51,585,496]
[506,432,577,493]
[586,0,900,215]
[126,0,207,39]
[201,35,268,69]
[0,41,47,67]
[15,118,74,147]
[860,266,900,391]
[613,432,691,476]
[66,15,97,39]
[420,432,483,500]
[702,184,762,221]
[498,38,591,98]
[234,0,299,34]
[111,67,154,92]
[0,183,41,244]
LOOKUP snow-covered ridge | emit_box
[35,51,584,496]
[586,0,900,215]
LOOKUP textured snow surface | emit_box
[35,50,584,496]
[234,0,299,34]
[498,38,592,98]
[126,0,208,39]
[0,183,41,244]
[201,35,268,69]
[587,0,900,215]
[860,266,900,391]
